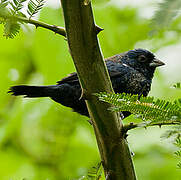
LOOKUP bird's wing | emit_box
[57,72,79,85]
[57,52,127,84]
[105,52,127,62]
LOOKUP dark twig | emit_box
[123,121,181,133]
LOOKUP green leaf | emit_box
[97,92,181,123]
[10,2,17,11]
[175,150,181,157]
[17,11,26,18]
[3,19,20,38]
[0,0,9,14]
[0,2,10,24]
[27,0,45,19]
[174,137,181,169]
[175,137,181,148]
[0,0,9,8]
[177,162,181,169]
[9,0,26,15]
[77,162,103,180]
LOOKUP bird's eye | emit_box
[138,55,147,62]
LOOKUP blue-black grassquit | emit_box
[9,49,165,118]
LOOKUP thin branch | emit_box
[0,13,103,37]
[1,14,67,37]
[123,121,181,133]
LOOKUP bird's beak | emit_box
[149,58,165,67]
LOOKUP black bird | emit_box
[8,49,165,118]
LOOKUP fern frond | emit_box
[9,0,26,15]
[3,19,20,38]
[151,0,181,30]
[87,162,102,179]
[97,92,181,123]
[27,0,45,19]
[77,162,103,180]
[0,5,23,38]
[0,0,64,38]
[177,162,181,169]
[0,0,27,38]
[0,0,9,8]
[0,1,8,25]
[0,0,10,17]
[175,137,181,169]
[175,150,181,157]
[175,137,181,148]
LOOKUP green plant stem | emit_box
[0,14,67,36]
[123,121,181,133]
[0,13,103,37]
[60,0,136,179]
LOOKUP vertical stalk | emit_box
[60,0,137,179]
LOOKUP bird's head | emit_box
[122,49,165,79]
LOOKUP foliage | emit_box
[27,0,45,18]
[151,0,181,31]
[175,137,181,169]
[9,0,26,15]
[3,18,20,38]
[0,0,8,8]
[1,0,181,40]
[0,0,45,38]
[0,0,9,19]
[0,0,21,38]
[78,163,104,180]
[97,92,181,124]
[97,88,181,169]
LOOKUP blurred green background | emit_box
[0,1,181,179]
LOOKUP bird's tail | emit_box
[8,85,57,98]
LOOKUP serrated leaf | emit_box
[175,150,181,157]
[0,0,9,8]
[10,0,26,15]
[27,0,45,19]
[175,138,181,147]
[97,92,181,123]
[17,11,26,18]
[9,2,17,11]
[77,163,103,180]
[177,162,181,169]
[0,3,10,18]
[13,0,18,6]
